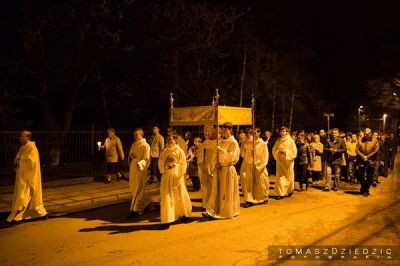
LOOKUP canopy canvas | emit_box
[169,105,252,126]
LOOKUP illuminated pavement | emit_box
[0,155,399,266]
[0,177,160,216]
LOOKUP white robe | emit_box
[240,138,269,203]
[197,139,217,208]
[206,136,240,219]
[272,136,297,196]
[7,141,47,222]
[129,138,151,212]
[158,145,192,224]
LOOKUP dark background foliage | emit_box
[1,0,399,133]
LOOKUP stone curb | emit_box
[0,176,95,194]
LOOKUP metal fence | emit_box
[0,129,136,184]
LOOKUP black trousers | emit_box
[150,157,161,180]
[106,162,120,174]
[298,164,308,188]
[356,163,374,193]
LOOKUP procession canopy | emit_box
[169,105,252,126]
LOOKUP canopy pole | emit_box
[214,88,220,146]
[169,92,174,131]
[214,89,220,198]
[251,94,256,194]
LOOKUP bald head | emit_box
[20,130,32,144]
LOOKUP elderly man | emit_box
[356,128,379,197]
[272,126,297,200]
[7,131,47,223]
[101,128,125,183]
[127,128,151,218]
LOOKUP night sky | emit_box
[249,1,400,128]
[1,0,399,131]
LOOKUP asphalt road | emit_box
[0,162,399,266]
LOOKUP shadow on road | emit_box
[78,215,205,234]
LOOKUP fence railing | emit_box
[0,129,137,184]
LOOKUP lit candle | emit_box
[97,141,102,151]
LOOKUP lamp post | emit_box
[323,112,335,132]
[383,114,388,134]
[358,105,363,130]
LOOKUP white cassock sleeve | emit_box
[272,140,279,161]
[20,144,36,173]
[285,140,298,161]
[219,141,239,165]
[137,144,150,171]
[177,149,187,177]
[158,150,166,175]
[128,144,135,161]
[255,142,268,172]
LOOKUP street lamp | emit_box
[358,105,363,130]
[383,114,388,134]
[323,112,335,132]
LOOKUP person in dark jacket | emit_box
[389,133,398,171]
[355,128,380,197]
[296,133,312,191]
[264,130,276,176]
[323,128,346,191]
[377,134,391,177]
[319,129,328,182]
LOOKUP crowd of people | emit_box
[6,125,398,230]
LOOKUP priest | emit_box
[7,131,47,223]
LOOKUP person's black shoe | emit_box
[201,212,209,218]
[275,196,283,200]
[243,202,253,208]
[287,192,294,197]
[261,199,269,205]
[372,182,377,187]
[202,212,216,220]
[363,191,370,197]
[333,187,339,191]
[127,211,139,219]
[158,224,170,230]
